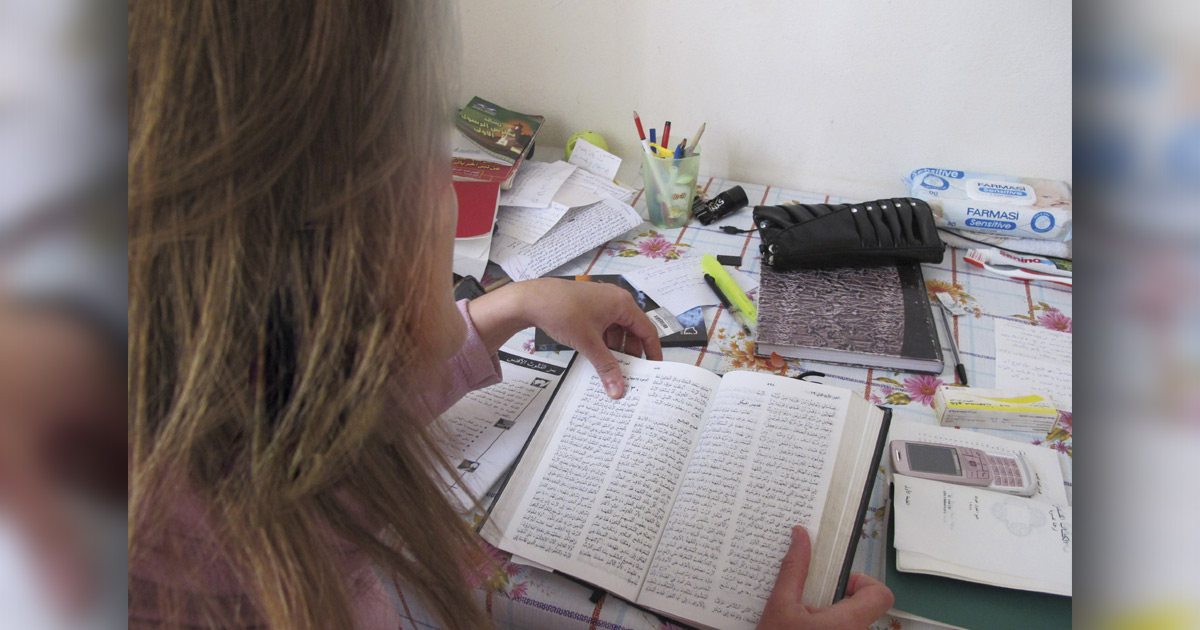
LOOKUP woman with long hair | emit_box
[128,1,891,628]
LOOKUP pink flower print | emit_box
[1055,411,1072,434]
[1036,308,1072,333]
[902,374,943,407]
[1051,441,1070,454]
[637,236,676,259]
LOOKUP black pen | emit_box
[937,302,968,385]
[704,273,752,335]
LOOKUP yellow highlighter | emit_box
[701,253,757,326]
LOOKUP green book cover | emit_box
[456,97,543,165]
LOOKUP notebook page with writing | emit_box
[637,371,851,630]
[483,356,722,601]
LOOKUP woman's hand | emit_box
[467,278,663,398]
[757,526,894,630]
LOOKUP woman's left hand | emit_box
[467,278,663,398]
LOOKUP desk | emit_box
[396,175,1073,630]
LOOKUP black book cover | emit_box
[534,275,708,350]
[755,263,943,373]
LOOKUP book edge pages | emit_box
[803,396,886,608]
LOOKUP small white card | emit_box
[567,137,622,180]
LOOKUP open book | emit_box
[480,355,891,630]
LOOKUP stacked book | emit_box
[452,97,544,280]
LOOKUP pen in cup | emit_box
[687,122,705,152]
[633,110,652,155]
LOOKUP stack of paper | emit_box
[453,135,638,283]
[888,420,1072,596]
[489,155,641,282]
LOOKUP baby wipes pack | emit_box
[908,168,1072,241]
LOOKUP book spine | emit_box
[832,407,893,603]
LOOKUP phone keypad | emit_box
[984,454,1023,487]
[959,448,990,480]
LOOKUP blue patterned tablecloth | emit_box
[394,175,1073,630]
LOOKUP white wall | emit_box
[458,0,1071,200]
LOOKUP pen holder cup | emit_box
[641,151,701,229]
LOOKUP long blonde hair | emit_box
[129,2,489,628]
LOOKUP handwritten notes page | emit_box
[487,355,722,600]
[994,319,1073,412]
[495,169,635,245]
[557,167,635,206]
[567,137,622,180]
[435,351,569,508]
[638,371,852,630]
[624,259,758,317]
[490,198,644,282]
[495,204,571,244]
[498,160,577,208]
[894,476,1072,595]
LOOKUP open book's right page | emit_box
[637,371,852,630]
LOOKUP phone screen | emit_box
[905,443,962,476]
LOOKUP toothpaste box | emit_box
[908,167,1072,241]
[934,385,1060,432]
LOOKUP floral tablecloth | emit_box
[392,175,1073,630]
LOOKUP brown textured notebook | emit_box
[754,263,944,373]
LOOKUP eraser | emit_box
[716,255,742,267]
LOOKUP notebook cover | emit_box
[754,263,943,373]
[533,275,708,350]
[453,180,502,239]
[456,97,543,165]
[885,492,1072,629]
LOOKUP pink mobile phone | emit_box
[890,440,1036,497]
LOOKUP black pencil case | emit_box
[754,197,945,269]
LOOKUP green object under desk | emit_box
[885,515,1072,629]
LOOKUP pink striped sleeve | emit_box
[424,299,503,416]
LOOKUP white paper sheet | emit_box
[495,204,572,244]
[437,351,569,509]
[893,476,1071,596]
[490,198,644,281]
[993,319,1072,412]
[499,161,577,208]
[623,258,758,317]
[452,233,492,280]
[567,137,622,180]
[554,168,635,207]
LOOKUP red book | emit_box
[453,180,502,239]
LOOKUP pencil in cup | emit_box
[641,149,701,229]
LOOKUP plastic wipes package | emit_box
[908,168,1072,241]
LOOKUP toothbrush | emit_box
[964,250,1072,286]
[966,247,1073,277]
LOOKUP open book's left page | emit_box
[482,356,722,601]
[434,350,569,509]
